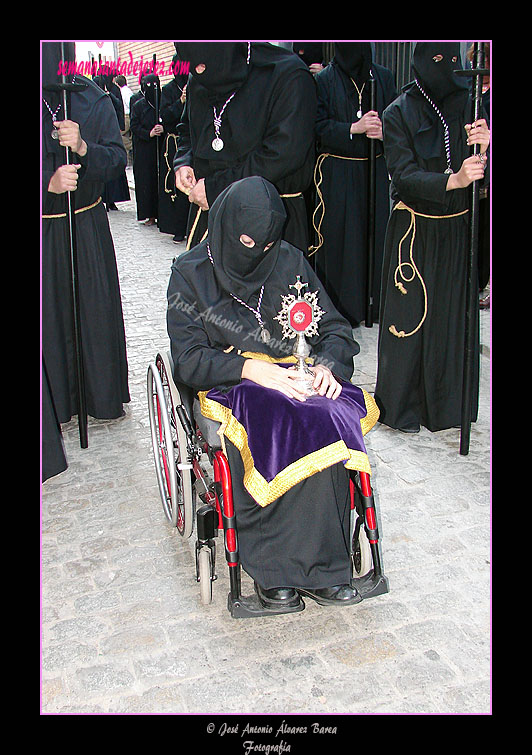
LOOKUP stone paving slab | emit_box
[41,198,491,717]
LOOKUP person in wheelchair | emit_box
[167,176,379,611]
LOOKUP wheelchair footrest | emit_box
[227,591,306,619]
[351,570,389,600]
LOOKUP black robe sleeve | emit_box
[167,268,247,393]
[202,70,317,207]
[76,99,127,184]
[383,99,450,209]
[315,64,397,159]
[160,83,185,133]
[42,92,126,212]
[315,68,357,154]
[131,100,155,142]
[173,99,194,171]
[167,246,359,393]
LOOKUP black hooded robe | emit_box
[130,75,160,221]
[374,43,489,432]
[167,177,365,590]
[42,43,130,433]
[173,42,317,252]
[313,44,398,326]
[158,72,189,238]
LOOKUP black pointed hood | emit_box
[207,176,287,302]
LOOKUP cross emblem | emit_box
[289,276,308,298]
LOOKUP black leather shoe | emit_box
[255,583,303,610]
[298,584,362,606]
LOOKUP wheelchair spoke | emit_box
[148,355,196,538]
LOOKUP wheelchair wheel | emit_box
[352,513,372,578]
[198,546,213,605]
[147,354,195,537]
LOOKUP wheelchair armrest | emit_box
[194,399,222,450]
[165,349,222,449]
[165,350,195,423]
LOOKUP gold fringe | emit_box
[42,196,102,219]
[388,201,470,339]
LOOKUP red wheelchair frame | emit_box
[148,351,388,618]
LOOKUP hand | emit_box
[180,84,187,104]
[464,118,490,154]
[150,124,164,137]
[350,110,382,140]
[241,359,309,402]
[188,177,209,210]
[175,165,197,195]
[307,364,342,399]
[446,153,487,190]
[48,163,81,194]
[53,120,87,156]
[309,63,323,75]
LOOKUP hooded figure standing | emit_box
[41,42,130,478]
[173,42,317,252]
[131,73,162,225]
[374,42,490,433]
[158,56,189,241]
[167,176,380,610]
[312,42,397,326]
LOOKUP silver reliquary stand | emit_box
[275,276,325,396]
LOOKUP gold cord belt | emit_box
[388,201,469,339]
[164,134,179,199]
[42,196,102,219]
[308,151,383,256]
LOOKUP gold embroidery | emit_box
[198,382,378,507]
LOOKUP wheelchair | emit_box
[147,350,389,618]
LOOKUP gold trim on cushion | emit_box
[360,389,380,435]
[198,374,379,507]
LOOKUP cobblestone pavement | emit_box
[41,196,491,717]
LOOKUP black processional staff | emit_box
[365,73,377,328]
[455,42,489,456]
[153,53,161,190]
[45,42,89,448]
